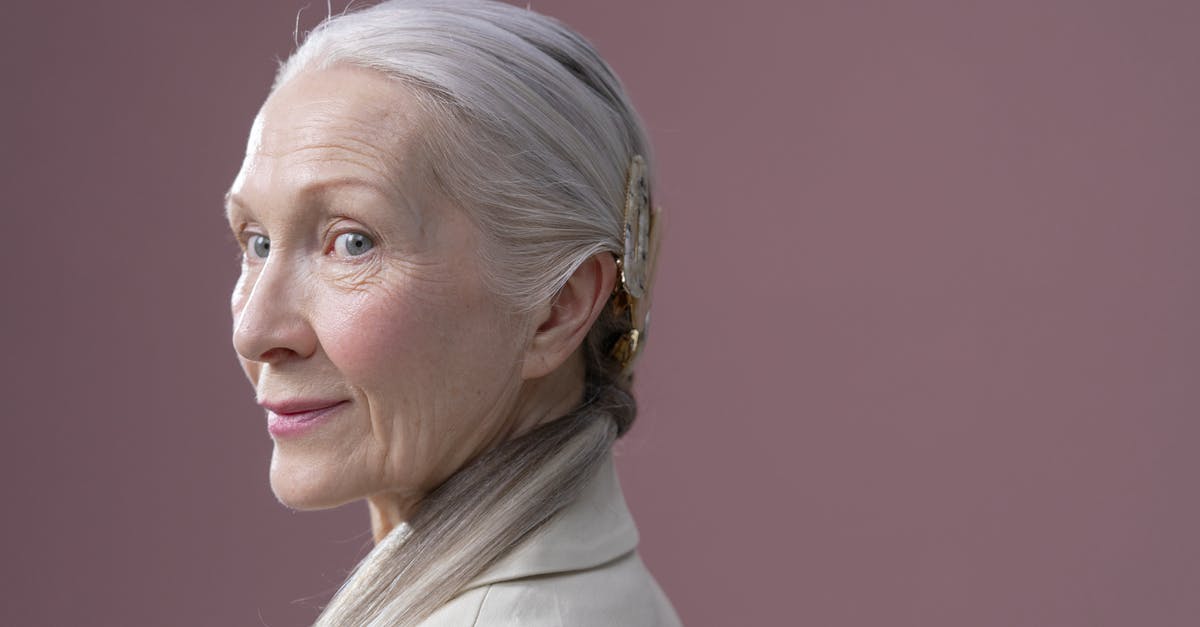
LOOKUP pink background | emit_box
[3,1,1198,625]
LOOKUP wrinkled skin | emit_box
[225,64,614,540]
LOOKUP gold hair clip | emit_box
[609,154,661,374]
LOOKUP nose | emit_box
[231,258,318,365]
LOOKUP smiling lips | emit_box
[261,399,349,438]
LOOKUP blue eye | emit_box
[335,232,374,257]
[249,234,270,259]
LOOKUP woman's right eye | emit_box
[248,234,270,259]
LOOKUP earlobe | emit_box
[521,253,618,380]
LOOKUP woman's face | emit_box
[226,65,533,511]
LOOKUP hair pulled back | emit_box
[271,2,656,624]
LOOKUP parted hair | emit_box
[269,1,656,625]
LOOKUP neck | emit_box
[367,494,416,544]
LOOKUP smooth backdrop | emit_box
[2,1,1197,625]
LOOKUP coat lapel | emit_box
[461,454,639,591]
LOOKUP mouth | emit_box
[260,398,347,415]
[262,399,350,438]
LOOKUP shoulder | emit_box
[422,550,681,627]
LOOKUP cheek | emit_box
[312,279,455,415]
[319,287,420,375]
[314,275,521,416]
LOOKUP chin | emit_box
[268,450,357,511]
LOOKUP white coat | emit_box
[417,454,682,626]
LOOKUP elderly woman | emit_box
[224,0,678,625]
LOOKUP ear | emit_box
[522,253,618,380]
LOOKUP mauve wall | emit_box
[2,1,1197,625]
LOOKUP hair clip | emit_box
[609,154,660,374]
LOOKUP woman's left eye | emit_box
[333,232,375,257]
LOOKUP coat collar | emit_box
[462,453,639,591]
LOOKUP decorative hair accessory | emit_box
[608,154,661,374]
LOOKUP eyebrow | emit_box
[223,177,396,224]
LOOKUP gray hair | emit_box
[275,0,653,312]
[267,1,656,625]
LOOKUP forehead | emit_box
[231,64,431,209]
